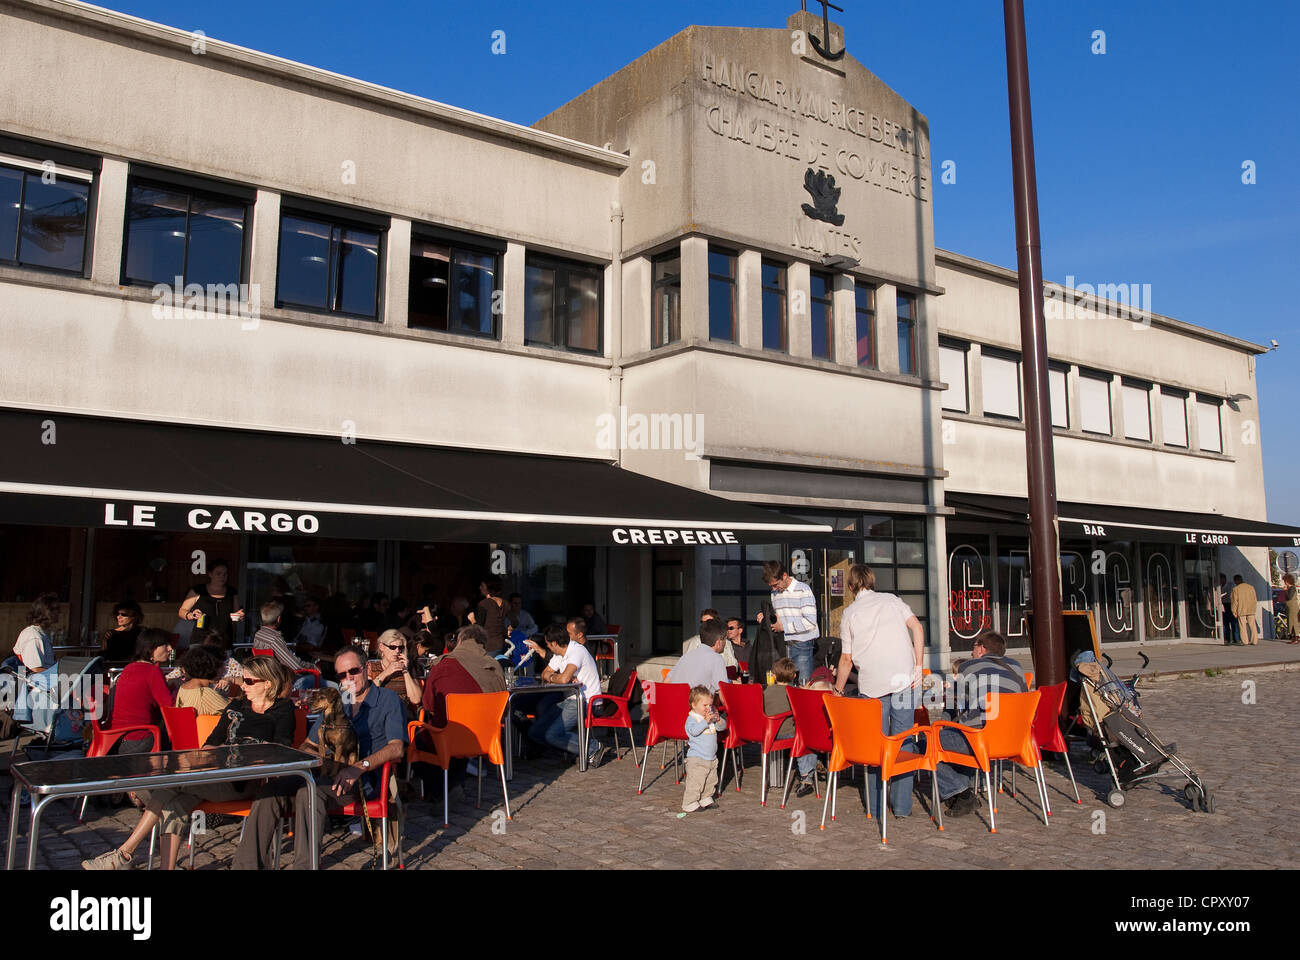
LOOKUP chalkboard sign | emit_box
[1062,609,1100,662]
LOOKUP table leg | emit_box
[6,782,21,870]
[578,693,587,773]
[303,774,319,871]
[26,795,51,870]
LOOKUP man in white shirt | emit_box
[527,624,606,765]
[669,620,729,697]
[763,561,820,684]
[834,563,925,819]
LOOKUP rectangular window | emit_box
[408,235,500,337]
[1049,365,1069,429]
[0,157,93,274]
[981,350,1021,420]
[1197,397,1222,452]
[761,259,787,352]
[1161,389,1188,448]
[707,247,737,342]
[525,255,603,353]
[122,177,249,288]
[897,293,917,375]
[277,207,383,319]
[1122,381,1152,441]
[1080,372,1112,435]
[855,284,876,368]
[810,270,833,360]
[939,340,967,413]
[651,250,681,347]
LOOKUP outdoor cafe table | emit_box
[6,744,322,870]
[501,680,586,781]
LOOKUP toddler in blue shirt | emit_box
[680,685,726,814]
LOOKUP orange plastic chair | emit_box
[929,715,996,833]
[637,682,691,794]
[410,691,510,827]
[821,694,936,844]
[944,690,1045,831]
[1024,671,1035,690]
[196,713,221,745]
[660,667,672,681]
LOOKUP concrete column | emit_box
[1108,374,1124,439]
[967,344,985,417]
[1150,383,1165,446]
[736,249,762,350]
[383,217,410,330]
[876,283,899,374]
[622,255,651,355]
[680,236,709,342]
[833,273,856,366]
[788,260,811,358]
[248,189,281,306]
[917,292,937,380]
[1066,364,1081,433]
[929,503,949,670]
[1188,392,1203,451]
[501,241,526,346]
[89,158,128,285]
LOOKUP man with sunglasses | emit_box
[251,646,407,869]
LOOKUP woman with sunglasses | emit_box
[372,628,423,720]
[81,657,294,871]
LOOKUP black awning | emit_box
[0,409,831,546]
[947,492,1300,548]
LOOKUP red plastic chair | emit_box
[1025,682,1079,808]
[821,694,937,843]
[326,760,404,870]
[583,669,640,765]
[637,682,691,794]
[251,647,274,658]
[77,723,161,821]
[294,667,323,689]
[779,686,834,808]
[161,706,200,751]
[717,682,793,805]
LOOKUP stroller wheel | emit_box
[1093,760,1107,775]
[1200,789,1215,814]
[1183,783,1201,808]
[1107,789,1126,809]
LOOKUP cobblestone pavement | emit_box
[2,670,1292,870]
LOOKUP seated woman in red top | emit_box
[110,628,175,753]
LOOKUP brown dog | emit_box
[306,687,374,846]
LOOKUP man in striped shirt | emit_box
[761,561,819,685]
[253,601,313,674]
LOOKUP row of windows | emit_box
[0,149,604,354]
[652,245,919,374]
[939,340,1225,453]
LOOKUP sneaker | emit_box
[82,849,130,870]
[696,802,720,812]
[795,779,815,799]
[587,745,610,768]
[349,821,364,837]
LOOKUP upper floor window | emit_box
[1161,388,1188,448]
[651,250,681,348]
[855,284,876,368]
[1079,371,1112,435]
[277,202,384,320]
[761,259,787,352]
[981,349,1021,420]
[122,172,250,288]
[897,293,917,375]
[1049,364,1069,429]
[708,246,737,343]
[810,270,834,360]
[939,340,968,413]
[0,150,94,275]
[1196,397,1223,453]
[1122,380,1152,442]
[408,229,501,337]
[526,254,602,354]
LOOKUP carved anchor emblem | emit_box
[806,0,846,61]
[801,169,845,226]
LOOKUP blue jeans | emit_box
[787,639,815,685]
[935,726,977,800]
[795,751,817,778]
[864,689,916,817]
[528,696,594,759]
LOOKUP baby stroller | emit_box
[3,655,107,759]
[1074,656,1214,813]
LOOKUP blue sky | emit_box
[103,0,1300,525]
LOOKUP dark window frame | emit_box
[0,149,98,279]
[1048,361,1070,429]
[274,201,387,321]
[651,248,681,348]
[119,172,252,289]
[939,337,969,413]
[707,245,738,343]
[760,258,788,353]
[407,226,503,339]
[524,252,605,355]
[810,269,834,361]
[855,282,877,368]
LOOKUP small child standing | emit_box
[681,685,727,814]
